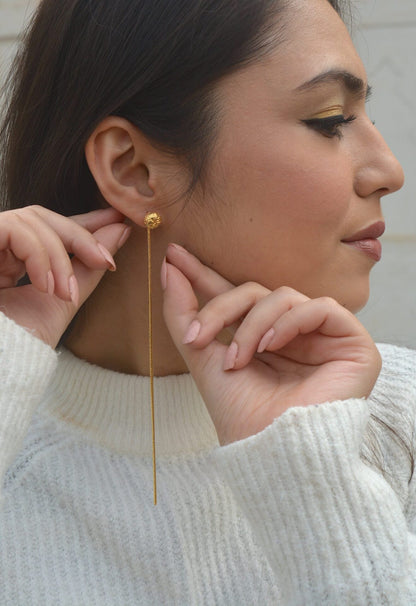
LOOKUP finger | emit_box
[164,261,259,441]
[22,206,122,272]
[0,213,54,293]
[69,207,125,231]
[0,249,26,288]
[226,287,309,369]
[17,212,82,301]
[271,297,362,342]
[31,205,125,232]
[166,243,233,301]
[262,297,369,362]
[181,281,270,347]
[162,261,225,376]
[59,222,131,317]
[3,223,132,349]
[162,260,199,345]
[18,210,129,301]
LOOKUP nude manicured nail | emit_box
[161,257,167,290]
[223,342,238,371]
[257,328,275,353]
[117,226,132,248]
[47,270,55,296]
[97,243,116,271]
[68,275,79,307]
[168,243,188,254]
[182,320,201,344]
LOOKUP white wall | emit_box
[354,1,416,347]
[0,0,36,85]
[1,0,416,346]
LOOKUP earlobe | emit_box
[85,116,157,223]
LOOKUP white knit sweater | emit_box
[1,311,416,605]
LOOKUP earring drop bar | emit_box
[144,211,162,505]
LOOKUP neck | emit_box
[65,227,188,376]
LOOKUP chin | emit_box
[339,285,370,314]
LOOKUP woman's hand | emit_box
[0,205,130,348]
[163,244,381,445]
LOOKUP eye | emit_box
[302,114,356,139]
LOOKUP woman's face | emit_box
[173,0,404,312]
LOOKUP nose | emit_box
[354,121,404,199]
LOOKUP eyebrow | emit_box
[295,69,372,101]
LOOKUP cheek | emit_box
[228,140,353,235]
[290,168,351,230]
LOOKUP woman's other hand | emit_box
[163,243,381,445]
[0,205,130,348]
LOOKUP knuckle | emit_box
[317,296,338,308]
[28,204,43,213]
[7,210,24,223]
[3,212,31,235]
[69,220,90,238]
[20,205,42,219]
[197,302,217,324]
[238,281,268,302]
[277,285,297,297]
[242,281,262,292]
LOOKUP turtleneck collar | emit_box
[40,348,219,457]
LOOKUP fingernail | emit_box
[47,270,55,296]
[117,226,132,248]
[257,328,275,353]
[182,320,201,345]
[68,275,79,307]
[168,243,188,254]
[97,243,116,271]
[161,257,167,290]
[223,342,238,371]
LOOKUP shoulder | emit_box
[362,344,416,508]
[3,412,71,498]
[369,342,416,431]
[377,342,416,379]
[373,343,416,411]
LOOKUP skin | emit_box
[177,0,404,311]
[0,0,404,427]
[66,0,403,376]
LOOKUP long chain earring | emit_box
[144,211,162,505]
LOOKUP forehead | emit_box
[219,0,366,106]
[272,0,364,88]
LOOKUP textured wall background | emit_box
[0,1,36,83]
[1,0,416,346]
[354,1,416,347]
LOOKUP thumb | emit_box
[162,260,250,444]
[0,222,131,349]
[162,260,225,378]
[166,243,233,304]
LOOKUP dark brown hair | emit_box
[0,0,346,216]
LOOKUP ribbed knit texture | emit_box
[1,311,416,605]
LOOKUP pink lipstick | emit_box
[342,221,385,262]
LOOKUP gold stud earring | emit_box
[144,211,162,505]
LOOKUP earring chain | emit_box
[144,212,162,505]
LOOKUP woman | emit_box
[0,0,415,603]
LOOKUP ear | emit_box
[85,117,169,225]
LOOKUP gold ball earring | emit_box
[144,211,162,230]
[144,211,162,506]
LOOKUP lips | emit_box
[342,220,385,243]
[341,221,385,262]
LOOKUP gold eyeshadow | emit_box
[310,105,344,119]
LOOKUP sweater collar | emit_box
[41,348,218,456]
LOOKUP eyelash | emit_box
[302,114,357,139]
